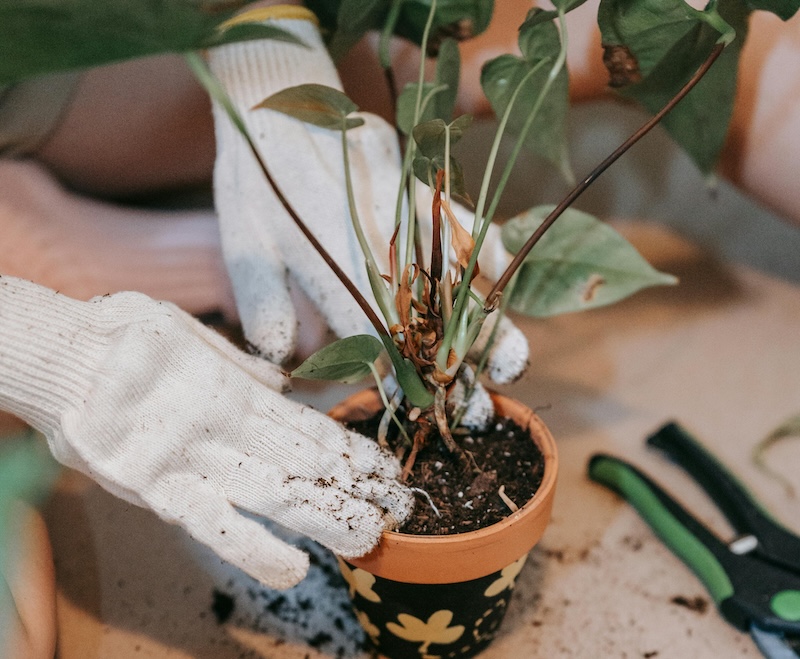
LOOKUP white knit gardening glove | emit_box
[0,276,412,589]
[208,9,528,383]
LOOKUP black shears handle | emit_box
[647,422,800,574]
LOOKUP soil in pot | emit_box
[345,403,546,536]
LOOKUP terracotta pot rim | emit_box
[329,389,558,583]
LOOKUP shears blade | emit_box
[751,623,800,659]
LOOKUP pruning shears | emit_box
[588,422,800,658]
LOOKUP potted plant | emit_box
[188,0,796,656]
[5,0,796,656]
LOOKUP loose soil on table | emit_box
[346,411,546,535]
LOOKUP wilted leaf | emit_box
[441,198,476,271]
[480,12,572,182]
[0,0,300,84]
[598,0,748,173]
[501,205,678,317]
[256,83,365,130]
[603,44,643,87]
[291,335,384,383]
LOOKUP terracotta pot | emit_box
[329,389,558,659]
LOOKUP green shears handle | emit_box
[588,454,800,633]
[589,454,735,603]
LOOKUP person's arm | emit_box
[717,10,800,225]
[0,159,236,319]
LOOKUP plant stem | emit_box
[378,0,403,70]
[369,362,410,446]
[401,0,438,269]
[340,124,380,272]
[436,58,549,371]
[482,12,570,233]
[450,273,516,430]
[485,42,726,311]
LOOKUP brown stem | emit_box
[430,170,444,285]
[401,429,423,482]
[241,130,389,337]
[485,43,726,311]
[434,386,461,454]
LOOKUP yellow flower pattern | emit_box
[483,554,528,597]
[355,609,381,641]
[336,555,532,657]
[336,557,381,603]
[386,610,465,655]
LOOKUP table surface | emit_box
[28,219,797,659]
[8,104,800,658]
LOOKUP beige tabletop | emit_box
[18,104,800,657]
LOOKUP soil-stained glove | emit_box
[208,9,528,382]
[0,276,412,589]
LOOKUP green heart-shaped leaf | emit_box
[256,83,365,131]
[480,13,572,182]
[501,205,678,317]
[598,0,748,173]
[291,335,384,383]
[0,0,301,84]
[411,115,472,158]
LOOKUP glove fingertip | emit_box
[335,488,413,559]
[487,322,530,385]
[243,314,297,366]
[334,522,384,560]
[253,547,310,590]
[242,353,291,392]
[384,485,414,531]
[346,430,403,479]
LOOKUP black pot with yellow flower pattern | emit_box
[338,554,529,659]
[329,391,559,659]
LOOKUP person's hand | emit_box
[0,159,236,319]
[0,276,412,589]
[208,9,529,381]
